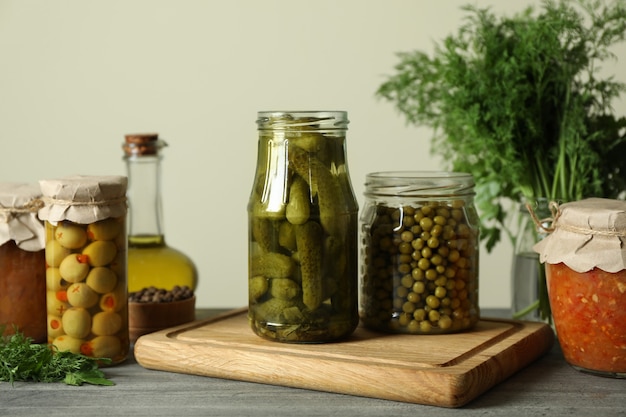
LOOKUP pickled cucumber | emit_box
[251,217,274,253]
[286,176,310,225]
[270,278,301,301]
[295,221,324,310]
[249,275,269,301]
[288,145,344,238]
[278,221,296,251]
[250,252,294,279]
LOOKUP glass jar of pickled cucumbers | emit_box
[0,183,47,343]
[360,171,480,334]
[38,175,129,365]
[248,111,359,343]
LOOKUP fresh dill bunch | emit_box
[376,0,626,252]
[0,326,114,386]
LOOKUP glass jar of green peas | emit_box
[247,111,359,343]
[360,171,480,334]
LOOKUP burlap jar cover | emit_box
[533,197,626,272]
[38,175,127,225]
[0,182,45,251]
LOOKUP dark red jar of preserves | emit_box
[534,198,626,378]
[0,183,47,343]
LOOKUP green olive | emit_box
[52,335,83,354]
[86,335,122,358]
[86,267,118,294]
[99,282,126,312]
[82,240,117,267]
[91,311,122,336]
[66,282,99,308]
[61,307,91,339]
[45,240,71,267]
[55,222,87,250]
[46,267,66,291]
[46,290,69,316]
[59,253,90,283]
[47,315,64,339]
[87,218,122,241]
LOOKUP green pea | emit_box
[426,295,440,309]
[435,286,447,298]
[412,281,426,294]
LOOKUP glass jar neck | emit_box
[364,171,475,199]
[124,152,165,244]
[256,111,349,131]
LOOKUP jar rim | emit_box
[256,111,349,130]
[366,171,472,180]
[364,171,475,198]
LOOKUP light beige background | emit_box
[1,0,625,310]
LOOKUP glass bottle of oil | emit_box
[123,133,198,293]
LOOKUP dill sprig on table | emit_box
[0,326,114,386]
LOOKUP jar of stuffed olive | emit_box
[360,171,480,334]
[39,175,129,365]
[248,111,359,343]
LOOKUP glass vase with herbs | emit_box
[376,0,626,322]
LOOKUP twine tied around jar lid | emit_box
[0,182,46,251]
[38,175,128,225]
[532,198,626,273]
[0,198,44,219]
[40,196,127,207]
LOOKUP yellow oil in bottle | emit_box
[127,235,197,292]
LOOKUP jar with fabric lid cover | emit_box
[0,183,47,343]
[533,198,626,378]
[38,175,129,365]
[360,171,480,334]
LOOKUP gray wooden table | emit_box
[2,309,625,417]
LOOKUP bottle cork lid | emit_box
[123,133,167,156]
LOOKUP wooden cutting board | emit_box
[134,307,554,408]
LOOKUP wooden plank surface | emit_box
[134,307,554,408]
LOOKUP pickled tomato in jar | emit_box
[534,198,626,378]
[546,264,626,376]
